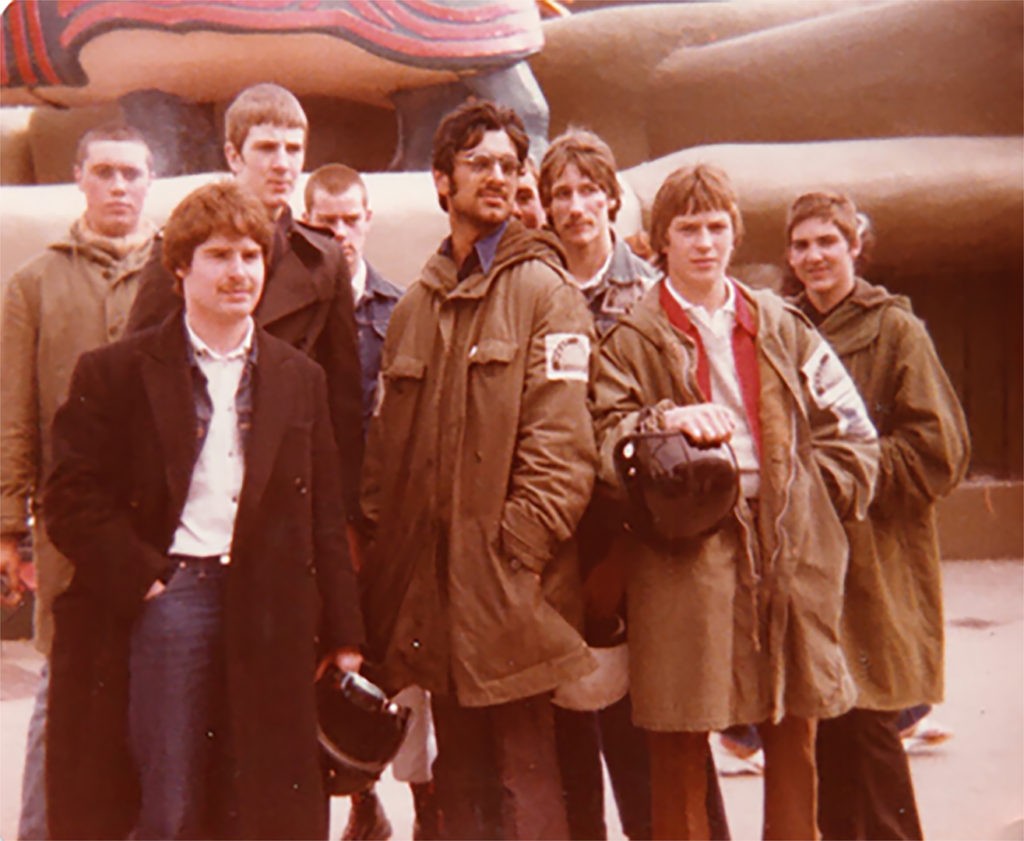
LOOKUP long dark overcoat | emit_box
[43,315,364,840]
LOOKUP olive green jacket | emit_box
[590,280,879,731]
[360,221,597,706]
[794,278,970,710]
[1,221,154,654]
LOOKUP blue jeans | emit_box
[129,559,228,840]
[18,662,49,840]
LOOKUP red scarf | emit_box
[659,279,762,456]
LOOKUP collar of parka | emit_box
[791,276,913,357]
[610,277,827,411]
[420,218,570,300]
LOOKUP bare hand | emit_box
[143,580,166,601]
[315,646,364,681]
[662,404,736,446]
[0,536,25,607]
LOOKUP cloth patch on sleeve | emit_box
[801,340,876,440]
[545,333,591,382]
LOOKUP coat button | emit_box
[219,554,230,565]
[411,638,421,649]
[509,557,522,572]
[294,477,308,494]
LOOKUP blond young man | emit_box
[590,165,880,840]
[1,123,156,840]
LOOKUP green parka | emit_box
[794,278,970,710]
[360,221,597,707]
[1,221,154,654]
[590,280,879,732]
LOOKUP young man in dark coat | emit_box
[126,83,365,521]
[303,163,441,841]
[44,181,365,840]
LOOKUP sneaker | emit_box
[342,789,393,841]
[912,716,954,745]
[719,730,761,761]
[902,715,953,755]
[713,735,765,776]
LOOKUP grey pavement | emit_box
[2,560,1021,840]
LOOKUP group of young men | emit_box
[0,81,969,841]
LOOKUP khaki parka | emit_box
[1,221,154,654]
[360,221,597,707]
[794,278,970,710]
[590,280,880,732]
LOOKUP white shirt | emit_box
[350,258,367,304]
[169,318,254,558]
[577,249,614,292]
[665,279,760,498]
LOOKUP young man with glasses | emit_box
[358,100,597,840]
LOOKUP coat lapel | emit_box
[140,317,199,516]
[235,332,296,528]
[255,223,334,326]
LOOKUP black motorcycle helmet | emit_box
[316,668,411,796]
[613,429,739,551]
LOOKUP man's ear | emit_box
[849,233,863,262]
[364,207,374,226]
[433,169,450,199]
[73,166,83,188]
[224,142,243,175]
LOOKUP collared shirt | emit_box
[582,235,657,337]
[441,221,508,282]
[577,249,614,293]
[351,258,368,304]
[169,316,255,558]
[665,279,760,497]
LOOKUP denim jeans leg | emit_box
[17,662,49,840]
[129,563,227,840]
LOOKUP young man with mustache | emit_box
[43,181,365,840]
[358,100,596,840]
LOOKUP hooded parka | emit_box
[1,220,155,655]
[360,221,597,707]
[794,278,970,710]
[590,280,879,732]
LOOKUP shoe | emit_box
[342,789,392,841]
[713,735,765,776]
[719,730,760,761]
[912,715,954,745]
[901,715,953,755]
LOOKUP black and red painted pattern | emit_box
[1,0,543,90]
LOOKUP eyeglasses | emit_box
[456,152,520,178]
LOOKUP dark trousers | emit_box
[431,693,569,840]
[817,708,923,840]
[555,696,731,840]
[129,560,228,840]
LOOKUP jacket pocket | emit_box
[385,354,427,381]
[468,339,517,367]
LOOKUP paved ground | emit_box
[2,560,1021,840]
